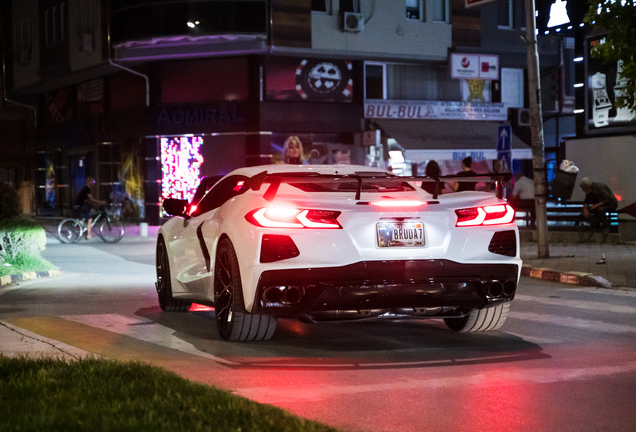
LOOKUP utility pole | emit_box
[525,0,549,258]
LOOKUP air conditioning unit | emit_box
[510,108,531,127]
[342,12,364,32]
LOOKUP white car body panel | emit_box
[159,164,521,316]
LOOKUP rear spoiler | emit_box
[244,171,512,201]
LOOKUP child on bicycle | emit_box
[74,176,105,240]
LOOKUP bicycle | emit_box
[58,206,125,244]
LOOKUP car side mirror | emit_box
[162,198,189,218]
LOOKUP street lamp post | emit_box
[525,0,550,258]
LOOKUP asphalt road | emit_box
[1,238,636,432]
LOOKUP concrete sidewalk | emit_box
[520,241,636,289]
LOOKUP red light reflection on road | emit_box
[189,304,214,312]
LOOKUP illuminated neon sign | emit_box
[160,136,204,202]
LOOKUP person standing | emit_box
[421,160,442,195]
[451,156,477,192]
[579,177,618,234]
[74,176,105,240]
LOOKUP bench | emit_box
[513,201,619,233]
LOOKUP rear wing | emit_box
[244,171,513,201]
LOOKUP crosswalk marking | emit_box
[61,314,239,366]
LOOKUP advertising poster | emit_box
[586,34,636,134]
[265,57,353,102]
[270,133,352,165]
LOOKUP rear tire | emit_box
[98,218,125,243]
[444,303,510,332]
[58,219,83,243]
[214,238,276,342]
[156,237,191,312]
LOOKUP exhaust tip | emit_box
[503,280,517,296]
[283,286,302,304]
[263,286,283,303]
[488,281,504,298]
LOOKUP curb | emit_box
[0,269,61,287]
[521,265,612,289]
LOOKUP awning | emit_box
[375,119,529,150]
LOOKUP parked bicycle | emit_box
[58,206,125,244]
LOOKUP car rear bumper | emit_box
[253,259,519,321]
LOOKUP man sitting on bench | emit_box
[579,177,618,234]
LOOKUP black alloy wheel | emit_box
[214,238,276,342]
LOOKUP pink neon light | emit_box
[160,136,204,202]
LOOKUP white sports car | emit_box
[156,164,521,342]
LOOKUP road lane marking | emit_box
[234,361,636,403]
[61,314,239,366]
[515,294,636,314]
[509,311,636,334]
[3,316,235,370]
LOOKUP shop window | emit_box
[406,0,422,20]
[162,58,248,104]
[312,0,331,13]
[432,0,447,22]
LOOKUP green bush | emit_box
[0,218,46,262]
[0,181,21,221]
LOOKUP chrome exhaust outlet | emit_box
[487,280,504,298]
[282,286,302,304]
[503,280,517,296]
[263,286,283,303]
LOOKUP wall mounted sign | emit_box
[451,53,499,80]
[266,57,353,102]
[364,100,507,121]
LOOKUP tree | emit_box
[584,1,636,110]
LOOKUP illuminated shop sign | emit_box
[160,136,204,202]
[535,0,589,33]
[585,34,636,135]
[265,57,353,102]
[364,100,507,121]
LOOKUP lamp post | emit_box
[525,0,550,258]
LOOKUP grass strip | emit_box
[0,255,56,277]
[0,356,343,432]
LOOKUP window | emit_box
[365,63,386,100]
[80,0,96,34]
[406,0,421,20]
[501,68,524,108]
[191,175,249,216]
[44,2,67,46]
[339,0,359,13]
[312,0,331,13]
[432,0,447,22]
[497,0,513,29]
[14,20,33,64]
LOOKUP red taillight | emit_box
[370,200,428,208]
[245,207,342,229]
[456,204,514,227]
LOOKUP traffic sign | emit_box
[497,125,512,172]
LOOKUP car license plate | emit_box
[377,221,425,247]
